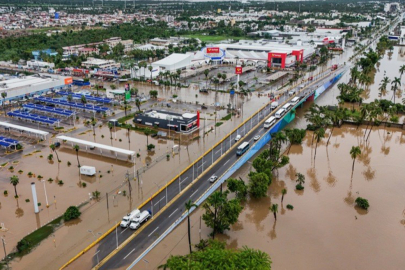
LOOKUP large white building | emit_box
[0,74,72,104]
[133,53,192,78]
[384,2,401,13]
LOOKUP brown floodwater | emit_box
[142,124,405,270]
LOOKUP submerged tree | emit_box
[350,146,361,172]
[269,203,278,221]
[185,200,198,254]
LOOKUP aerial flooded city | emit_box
[0,0,404,269]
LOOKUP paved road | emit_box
[92,68,344,270]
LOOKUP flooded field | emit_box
[142,123,405,270]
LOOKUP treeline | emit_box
[0,22,175,62]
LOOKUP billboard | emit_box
[64,77,73,85]
[206,47,220,54]
[235,66,242,75]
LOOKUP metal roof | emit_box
[0,121,49,137]
[56,135,136,156]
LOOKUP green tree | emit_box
[248,172,269,199]
[269,203,278,221]
[202,191,242,238]
[281,188,287,203]
[295,173,305,190]
[149,90,158,99]
[355,197,369,210]
[143,128,153,148]
[80,95,87,105]
[10,175,19,198]
[185,200,198,254]
[227,178,247,201]
[391,77,401,104]
[73,144,81,168]
[1,91,7,116]
[159,239,272,269]
[399,64,405,81]
[313,127,325,161]
[350,146,361,172]
[49,143,60,162]
[63,206,81,221]
[135,98,141,112]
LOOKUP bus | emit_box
[264,116,276,129]
[275,108,286,119]
[236,142,250,156]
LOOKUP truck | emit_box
[120,209,141,228]
[129,210,151,230]
[271,101,279,110]
[80,166,96,176]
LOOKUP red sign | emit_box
[206,47,220,54]
[235,66,242,75]
[64,77,73,85]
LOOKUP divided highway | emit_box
[71,67,344,270]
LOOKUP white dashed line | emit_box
[224,159,230,165]
[123,248,136,260]
[148,227,159,237]
[190,188,199,198]
[169,208,178,218]
[154,196,165,207]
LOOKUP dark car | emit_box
[201,105,208,109]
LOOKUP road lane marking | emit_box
[148,227,159,237]
[215,149,221,155]
[190,188,199,198]
[224,159,230,165]
[180,177,188,184]
[154,196,165,207]
[197,161,206,169]
[120,227,129,234]
[169,208,178,218]
[123,248,136,260]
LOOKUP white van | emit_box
[282,103,292,111]
[291,96,300,105]
[129,210,151,230]
[275,108,286,119]
[264,116,276,128]
[120,209,140,228]
[288,89,297,96]
[270,101,278,110]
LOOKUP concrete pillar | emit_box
[31,182,39,214]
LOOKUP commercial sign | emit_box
[64,77,73,85]
[235,66,242,75]
[206,47,220,54]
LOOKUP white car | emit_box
[254,135,261,141]
[209,175,218,183]
[235,135,241,141]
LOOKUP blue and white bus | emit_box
[264,116,276,129]
[236,142,250,156]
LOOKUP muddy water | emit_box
[362,46,405,103]
[143,125,405,270]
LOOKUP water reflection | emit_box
[362,167,375,181]
[307,167,320,193]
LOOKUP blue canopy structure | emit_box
[35,97,110,113]
[0,136,19,148]
[8,110,60,125]
[23,103,74,117]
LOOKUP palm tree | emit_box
[148,65,153,82]
[108,122,113,140]
[350,146,361,172]
[203,69,210,88]
[135,99,141,112]
[399,64,405,81]
[91,120,97,136]
[67,94,73,110]
[1,91,7,116]
[185,200,197,254]
[80,95,87,105]
[378,76,389,98]
[281,189,287,203]
[73,144,81,167]
[143,128,153,148]
[49,143,60,162]
[10,175,19,198]
[296,172,305,188]
[391,77,401,104]
[269,203,278,221]
[314,127,325,161]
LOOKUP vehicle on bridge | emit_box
[129,210,151,230]
[236,142,250,156]
[209,175,218,183]
[264,116,276,129]
[120,209,140,228]
[275,108,286,119]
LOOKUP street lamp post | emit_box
[1,237,8,269]
[41,180,49,208]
